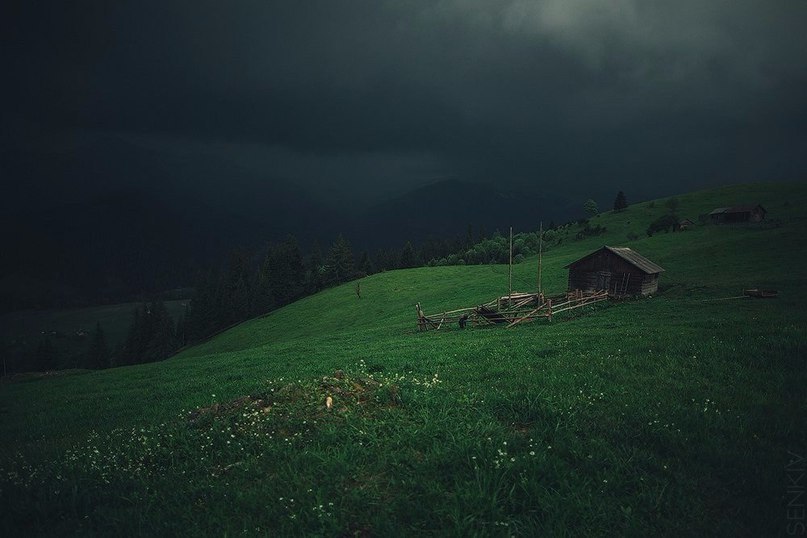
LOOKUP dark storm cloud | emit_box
[4,0,807,206]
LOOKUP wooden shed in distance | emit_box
[565,246,665,297]
[709,204,767,224]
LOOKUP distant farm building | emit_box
[709,205,766,224]
[565,246,665,297]
[678,218,694,231]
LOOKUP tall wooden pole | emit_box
[508,226,513,299]
[538,221,543,295]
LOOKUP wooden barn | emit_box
[565,246,665,297]
[709,204,767,224]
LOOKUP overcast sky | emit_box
[4,0,807,211]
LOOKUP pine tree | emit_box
[146,300,178,361]
[357,251,374,276]
[373,248,399,272]
[254,266,273,315]
[186,270,220,342]
[224,248,254,324]
[227,277,251,325]
[123,307,145,364]
[123,300,179,364]
[305,240,326,293]
[399,241,417,268]
[0,340,9,376]
[584,199,599,217]
[86,322,111,369]
[262,236,305,306]
[613,191,628,212]
[325,235,355,285]
[174,311,187,348]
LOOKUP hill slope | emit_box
[1,182,805,536]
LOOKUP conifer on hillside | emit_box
[325,235,355,285]
[86,322,111,369]
[613,191,628,212]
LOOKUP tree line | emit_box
[2,232,473,374]
[182,232,479,345]
[6,190,632,374]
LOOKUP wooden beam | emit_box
[506,303,549,328]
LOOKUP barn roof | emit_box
[565,246,665,274]
[725,204,766,214]
[709,204,766,215]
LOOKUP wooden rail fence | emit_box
[416,289,609,331]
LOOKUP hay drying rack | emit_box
[415,224,609,331]
[416,289,608,331]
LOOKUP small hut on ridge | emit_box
[709,205,766,224]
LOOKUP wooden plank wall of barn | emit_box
[567,250,659,295]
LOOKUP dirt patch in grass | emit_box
[187,370,402,428]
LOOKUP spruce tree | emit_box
[584,199,599,217]
[305,241,325,293]
[224,249,254,324]
[400,241,417,268]
[357,251,374,276]
[263,236,305,306]
[325,235,355,285]
[86,322,111,369]
[0,340,8,376]
[122,300,179,364]
[613,191,628,212]
[175,311,187,348]
[186,270,220,342]
[146,300,177,361]
[123,307,144,364]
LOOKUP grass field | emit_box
[1,182,805,536]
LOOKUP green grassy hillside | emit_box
[1,182,805,536]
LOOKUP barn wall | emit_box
[640,274,659,295]
[567,250,660,296]
[568,270,598,292]
[625,273,643,295]
[568,269,647,294]
[724,212,749,223]
[716,208,765,224]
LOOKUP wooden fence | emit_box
[416,289,609,331]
